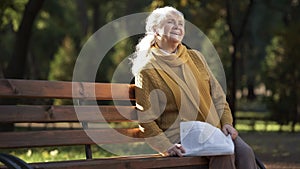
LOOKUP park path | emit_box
[241,132,300,169]
[265,162,300,169]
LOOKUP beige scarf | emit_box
[150,44,220,127]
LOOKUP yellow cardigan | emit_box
[135,49,233,154]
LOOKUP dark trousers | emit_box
[206,136,257,169]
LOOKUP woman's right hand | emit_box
[166,144,186,157]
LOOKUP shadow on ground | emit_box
[241,132,300,169]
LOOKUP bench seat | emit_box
[0,79,209,169]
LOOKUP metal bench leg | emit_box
[255,157,266,169]
[0,153,33,169]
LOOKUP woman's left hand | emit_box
[222,124,238,140]
[166,144,186,157]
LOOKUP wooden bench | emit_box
[0,79,209,169]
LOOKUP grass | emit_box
[236,111,300,132]
[0,143,156,163]
[1,145,110,163]
[236,120,300,132]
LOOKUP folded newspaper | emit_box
[180,121,235,156]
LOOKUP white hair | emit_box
[130,6,184,75]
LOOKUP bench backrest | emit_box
[0,79,143,156]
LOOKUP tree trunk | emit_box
[1,0,44,131]
[76,0,88,36]
[92,1,100,33]
[247,81,256,100]
[4,0,44,79]
[226,0,255,126]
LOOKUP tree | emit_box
[4,0,44,79]
[262,0,300,132]
[225,0,255,124]
[263,28,299,132]
[0,0,44,131]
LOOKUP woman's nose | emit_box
[173,23,179,29]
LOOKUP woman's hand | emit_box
[222,124,238,140]
[166,144,186,157]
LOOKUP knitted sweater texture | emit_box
[135,49,233,153]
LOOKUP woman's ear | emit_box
[153,26,160,37]
[154,29,161,37]
[155,32,162,41]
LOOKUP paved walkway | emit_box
[265,162,300,169]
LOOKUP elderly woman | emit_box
[131,6,257,169]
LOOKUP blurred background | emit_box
[0,0,299,168]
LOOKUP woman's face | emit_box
[155,12,185,44]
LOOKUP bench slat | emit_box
[0,79,135,100]
[0,156,208,169]
[0,105,137,123]
[0,128,143,148]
